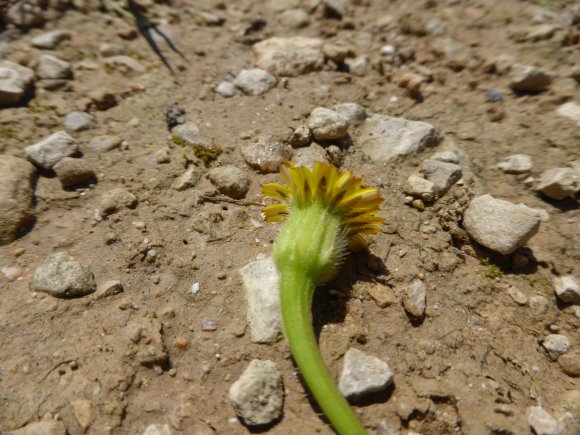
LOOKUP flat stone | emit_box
[31,30,71,49]
[0,60,35,106]
[497,154,533,174]
[229,359,284,426]
[103,56,145,75]
[524,24,559,42]
[359,115,438,162]
[556,102,580,124]
[125,317,168,366]
[431,151,459,164]
[94,280,124,299]
[333,103,367,125]
[553,276,580,305]
[279,9,310,29]
[542,334,571,359]
[64,111,96,132]
[239,257,281,343]
[100,188,137,216]
[339,348,394,398]
[0,156,36,245]
[535,167,580,200]
[530,296,549,316]
[307,107,350,141]
[402,279,427,318]
[242,134,292,173]
[507,286,528,305]
[171,167,203,191]
[71,399,94,430]
[25,131,79,170]
[209,165,250,199]
[86,135,123,153]
[32,252,96,298]
[526,406,559,435]
[12,420,67,435]
[253,37,324,77]
[171,122,212,146]
[509,64,553,92]
[234,68,277,96]
[422,159,462,197]
[53,157,95,187]
[37,54,72,80]
[215,81,237,97]
[366,283,396,308]
[463,194,541,255]
[403,175,435,202]
[558,352,580,377]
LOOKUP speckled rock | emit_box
[32,252,96,298]
[542,334,571,359]
[242,134,292,173]
[307,107,349,140]
[339,348,394,398]
[234,68,277,96]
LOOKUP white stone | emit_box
[64,111,96,132]
[103,56,145,75]
[422,159,462,197]
[553,276,580,305]
[507,286,528,305]
[31,30,71,49]
[307,107,350,140]
[497,154,533,174]
[542,334,571,358]
[0,60,35,106]
[556,102,580,124]
[359,115,438,162]
[25,131,79,170]
[215,81,237,97]
[333,103,367,125]
[87,135,123,152]
[526,406,560,435]
[234,68,277,96]
[530,296,549,316]
[278,9,310,29]
[253,37,324,77]
[239,257,281,343]
[403,175,435,202]
[142,424,172,435]
[402,279,427,318]
[509,64,553,92]
[346,55,369,76]
[339,348,394,398]
[171,167,202,191]
[229,359,284,426]
[535,167,579,200]
[171,122,212,146]
[37,54,72,79]
[463,194,541,255]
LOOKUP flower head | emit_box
[262,162,384,251]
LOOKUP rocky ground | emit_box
[1,0,579,434]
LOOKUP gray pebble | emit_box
[497,154,533,174]
[403,175,435,202]
[32,252,96,298]
[171,122,212,146]
[535,168,579,200]
[307,107,350,140]
[36,54,72,80]
[542,334,571,359]
[507,286,528,305]
[234,69,277,96]
[333,103,367,125]
[556,102,580,124]
[229,359,284,426]
[278,9,310,29]
[64,111,96,132]
[53,157,95,187]
[422,159,462,197]
[86,135,123,153]
[253,37,324,77]
[530,295,549,316]
[208,165,250,199]
[553,276,580,305]
[215,81,237,97]
[25,131,79,170]
[171,166,203,191]
[0,60,35,106]
[292,143,329,168]
[31,30,71,49]
[431,150,459,164]
[339,348,394,398]
[102,56,145,75]
[403,279,427,319]
[287,125,311,148]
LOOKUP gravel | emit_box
[234,68,277,96]
[208,165,250,199]
[402,279,427,319]
[239,257,281,343]
[32,252,97,298]
[53,157,95,187]
[64,111,96,132]
[552,276,580,305]
[359,115,438,162]
[253,37,324,76]
[535,167,579,200]
[497,154,533,174]
[0,156,36,246]
[0,60,35,106]
[229,359,284,426]
[339,348,394,398]
[463,194,541,255]
[25,131,79,170]
[307,107,350,140]
[242,134,292,173]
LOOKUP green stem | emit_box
[279,268,367,435]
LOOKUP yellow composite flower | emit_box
[262,161,384,251]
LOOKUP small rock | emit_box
[103,56,145,75]
[307,107,350,140]
[333,103,367,125]
[37,54,72,80]
[426,17,446,35]
[239,257,281,343]
[229,359,284,426]
[509,64,553,92]
[403,279,427,319]
[497,154,533,174]
[367,284,395,308]
[411,199,425,211]
[155,148,171,164]
[53,157,95,187]
[253,37,324,77]
[535,168,579,200]
[86,135,123,152]
[542,334,571,359]
[242,134,292,173]
[32,252,96,298]
[171,122,212,146]
[171,167,203,191]
[359,115,438,163]
[422,159,462,197]
[64,111,96,132]
[25,131,79,170]
[0,156,36,245]
[279,9,310,29]
[208,165,250,199]
[287,125,311,147]
[323,44,350,64]
[339,348,394,398]
[234,69,277,96]
[323,0,347,17]
[292,143,328,168]
[558,352,580,377]
[530,296,549,316]
[142,424,172,435]
[0,60,35,106]
[525,24,559,42]
[12,420,67,435]
[94,280,123,299]
[463,194,541,255]
[345,55,369,76]
[398,72,426,96]
[403,175,435,202]
[31,30,71,49]
[556,102,580,124]
[71,399,94,430]
[7,2,45,28]
[86,88,117,110]
[485,89,504,102]
[215,81,237,97]
[125,317,168,366]
[553,276,580,305]
[507,286,528,305]
[100,188,137,216]
[526,406,559,435]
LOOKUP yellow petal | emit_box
[263,203,289,222]
[262,183,292,202]
[348,233,368,251]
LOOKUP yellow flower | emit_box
[262,162,384,251]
